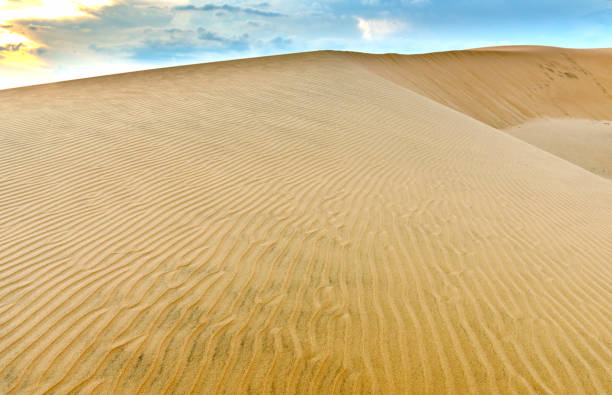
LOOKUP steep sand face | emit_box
[350,46,612,128]
[506,118,612,180]
[351,46,612,179]
[1,51,612,394]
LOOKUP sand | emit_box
[350,46,612,128]
[0,47,611,394]
[506,118,612,180]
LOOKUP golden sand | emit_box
[506,118,612,180]
[351,46,612,128]
[0,47,611,394]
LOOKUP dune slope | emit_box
[351,46,612,179]
[0,51,611,394]
[505,118,612,180]
[351,46,612,128]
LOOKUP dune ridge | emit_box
[0,49,611,394]
[350,46,612,128]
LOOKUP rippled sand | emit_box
[1,47,611,394]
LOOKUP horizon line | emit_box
[2,45,610,92]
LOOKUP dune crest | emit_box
[350,46,612,128]
[1,49,611,394]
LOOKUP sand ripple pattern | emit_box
[0,51,611,394]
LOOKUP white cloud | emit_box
[357,17,408,41]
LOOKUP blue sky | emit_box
[1,0,611,89]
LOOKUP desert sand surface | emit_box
[0,47,611,394]
[351,46,612,128]
[506,118,612,180]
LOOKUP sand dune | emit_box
[1,48,611,394]
[351,45,612,179]
[351,46,612,128]
[506,118,612,180]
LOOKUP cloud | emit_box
[357,17,408,40]
[3,0,611,90]
[0,43,24,52]
[0,0,119,75]
[124,26,254,62]
[269,36,292,49]
[362,0,429,7]
[174,4,285,17]
[197,27,250,51]
[0,0,116,23]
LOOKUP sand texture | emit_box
[506,118,612,180]
[352,46,612,128]
[0,48,611,394]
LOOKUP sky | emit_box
[1,0,611,89]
